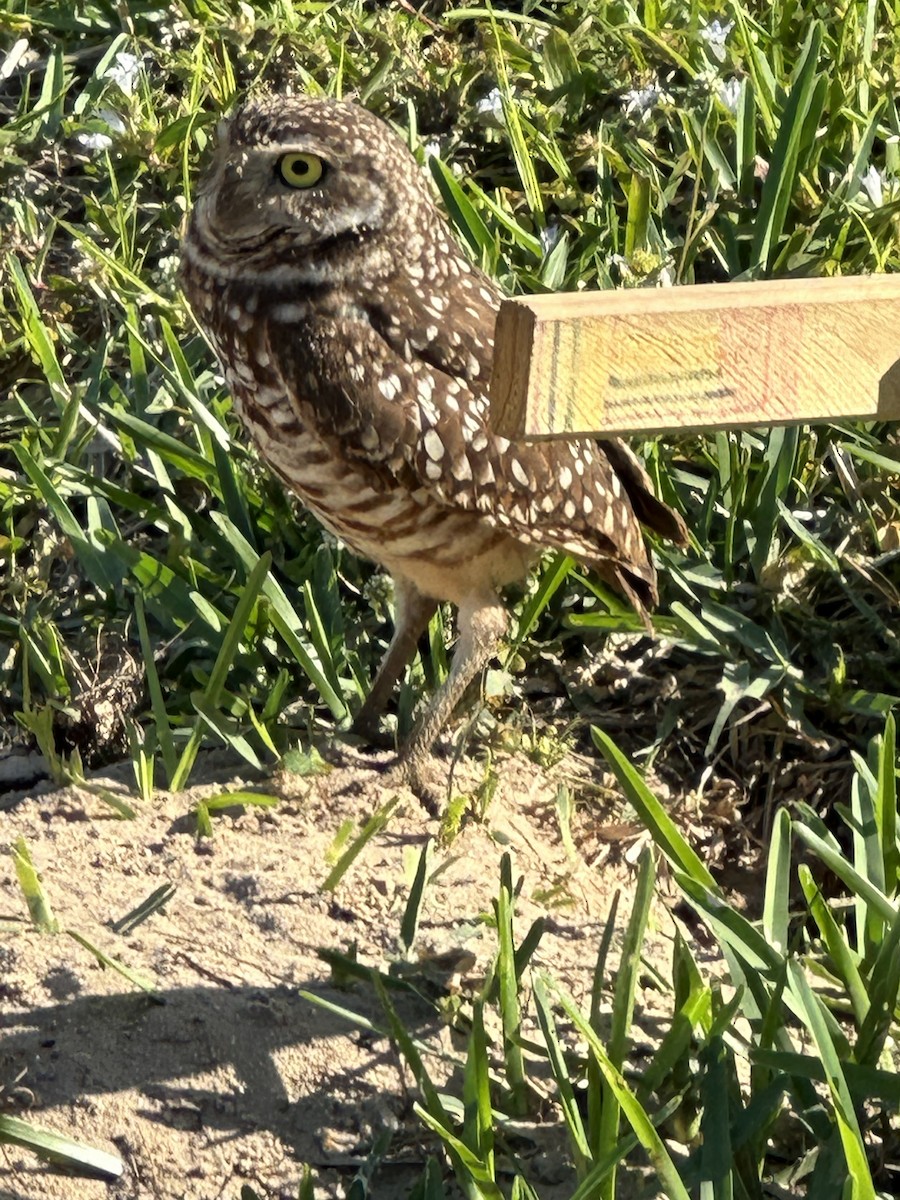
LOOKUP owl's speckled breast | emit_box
[222,355,534,604]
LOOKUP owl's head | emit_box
[187,96,435,284]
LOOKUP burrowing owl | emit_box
[181,97,687,800]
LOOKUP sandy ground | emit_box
[0,749,689,1200]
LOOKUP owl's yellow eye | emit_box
[277,152,325,188]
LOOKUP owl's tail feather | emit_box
[577,557,656,633]
[600,440,689,547]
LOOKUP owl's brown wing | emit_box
[364,273,688,552]
[270,314,671,615]
[363,265,500,389]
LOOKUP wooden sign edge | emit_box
[489,276,900,439]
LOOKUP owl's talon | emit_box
[393,755,445,817]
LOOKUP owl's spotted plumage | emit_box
[181,96,687,801]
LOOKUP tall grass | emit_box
[3,3,900,1191]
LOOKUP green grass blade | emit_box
[762,807,792,954]
[588,890,620,1155]
[750,22,823,273]
[751,1049,900,1106]
[849,767,886,950]
[674,873,784,973]
[13,838,59,931]
[592,727,717,889]
[203,790,277,811]
[855,902,900,1066]
[302,578,345,703]
[793,822,898,925]
[300,988,384,1035]
[798,865,870,1029]
[697,1036,735,1194]
[5,253,71,411]
[514,917,545,979]
[598,847,656,1200]
[787,962,876,1200]
[642,982,713,1098]
[413,1104,504,1200]
[428,156,496,263]
[12,443,118,593]
[532,973,590,1173]
[505,553,573,667]
[625,172,651,258]
[204,550,271,705]
[0,1114,123,1179]
[465,177,543,258]
[488,12,543,221]
[372,974,452,1127]
[496,852,528,1117]
[731,4,776,140]
[876,713,898,893]
[134,592,178,787]
[190,695,264,769]
[99,405,217,482]
[567,1129,643,1200]
[400,838,432,957]
[550,975,692,1200]
[58,218,173,308]
[319,795,402,892]
[170,552,272,788]
[211,514,347,719]
[407,1157,447,1200]
[749,425,799,577]
[461,999,495,1177]
[298,1163,316,1200]
[65,929,158,997]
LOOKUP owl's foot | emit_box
[325,737,445,815]
[398,755,447,816]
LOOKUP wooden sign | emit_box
[489,276,900,439]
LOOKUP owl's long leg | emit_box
[351,578,437,743]
[399,593,508,806]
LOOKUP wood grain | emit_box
[489,276,900,439]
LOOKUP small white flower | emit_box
[717,77,741,113]
[74,107,125,153]
[159,20,191,50]
[76,130,113,152]
[105,50,141,95]
[861,164,884,206]
[622,84,673,120]
[701,18,734,62]
[701,17,734,42]
[474,86,504,129]
[97,106,125,133]
[423,139,441,160]
[0,36,31,83]
[540,223,562,255]
[623,86,655,117]
[156,253,183,280]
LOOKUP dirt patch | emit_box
[1,752,685,1199]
